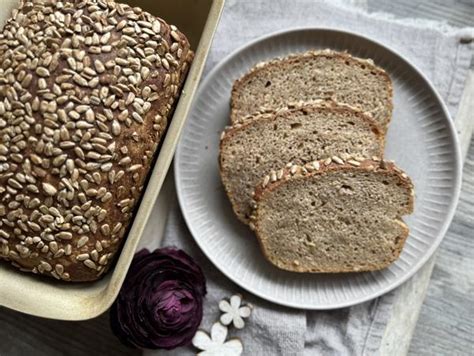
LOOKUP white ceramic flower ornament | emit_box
[192,322,243,356]
[219,294,253,329]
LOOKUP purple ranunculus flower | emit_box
[110,248,206,350]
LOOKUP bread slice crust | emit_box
[219,101,385,224]
[231,50,393,132]
[251,158,414,273]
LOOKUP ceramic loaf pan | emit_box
[0,0,224,320]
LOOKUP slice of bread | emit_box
[219,101,384,224]
[231,50,393,132]
[250,158,414,273]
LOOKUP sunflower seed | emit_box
[65,245,73,257]
[98,255,108,265]
[76,253,89,261]
[270,170,277,182]
[84,259,97,269]
[127,164,142,172]
[101,162,113,172]
[152,21,161,33]
[90,250,99,262]
[170,31,180,41]
[112,222,122,234]
[36,67,50,77]
[39,261,53,272]
[111,120,121,136]
[55,264,64,275]
[332,156,344,164]
[56,231,72,240]
[42,183,57,196]
[77,236,89,248]
[49,241,58,254]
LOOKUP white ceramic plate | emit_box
[175,28,462,309]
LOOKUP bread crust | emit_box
[219,101,385,224]
[0,1,193,281]
[251,158,414,273]
[230,50,393,131]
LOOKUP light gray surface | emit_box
[380,254,435,355]
[0,1,472,355]
[380,69,474,356]
[169,0,472,353]
[368,0,474,28]
[0,308,138,356]
[409,140,474,355]
[362,2,474,355]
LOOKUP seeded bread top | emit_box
[237,49,385,80]
[219,101,384,224]
[230,49,393,131]
[250,157,414,273]
[0,0,193,281]
[225,98,383,132]
[249,157,414,230]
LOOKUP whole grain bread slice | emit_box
[219,101,384,224]
[250,158,414,273]
[231,50,393,132]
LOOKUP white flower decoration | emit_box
[192,322,243,356]
[219,294,253,329]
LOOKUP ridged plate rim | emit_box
[174,28,462,309]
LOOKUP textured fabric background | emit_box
[144,1,474,355]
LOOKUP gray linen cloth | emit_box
[143,1,474,355]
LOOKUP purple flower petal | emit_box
[110,248,206,350]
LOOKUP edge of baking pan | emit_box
[0,0,225,321]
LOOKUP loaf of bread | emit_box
[250,158,414,273]
[230,50,393,132]
[0,0,193,281]
[219,101,384,224]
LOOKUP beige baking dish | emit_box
[0,0,224,321]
